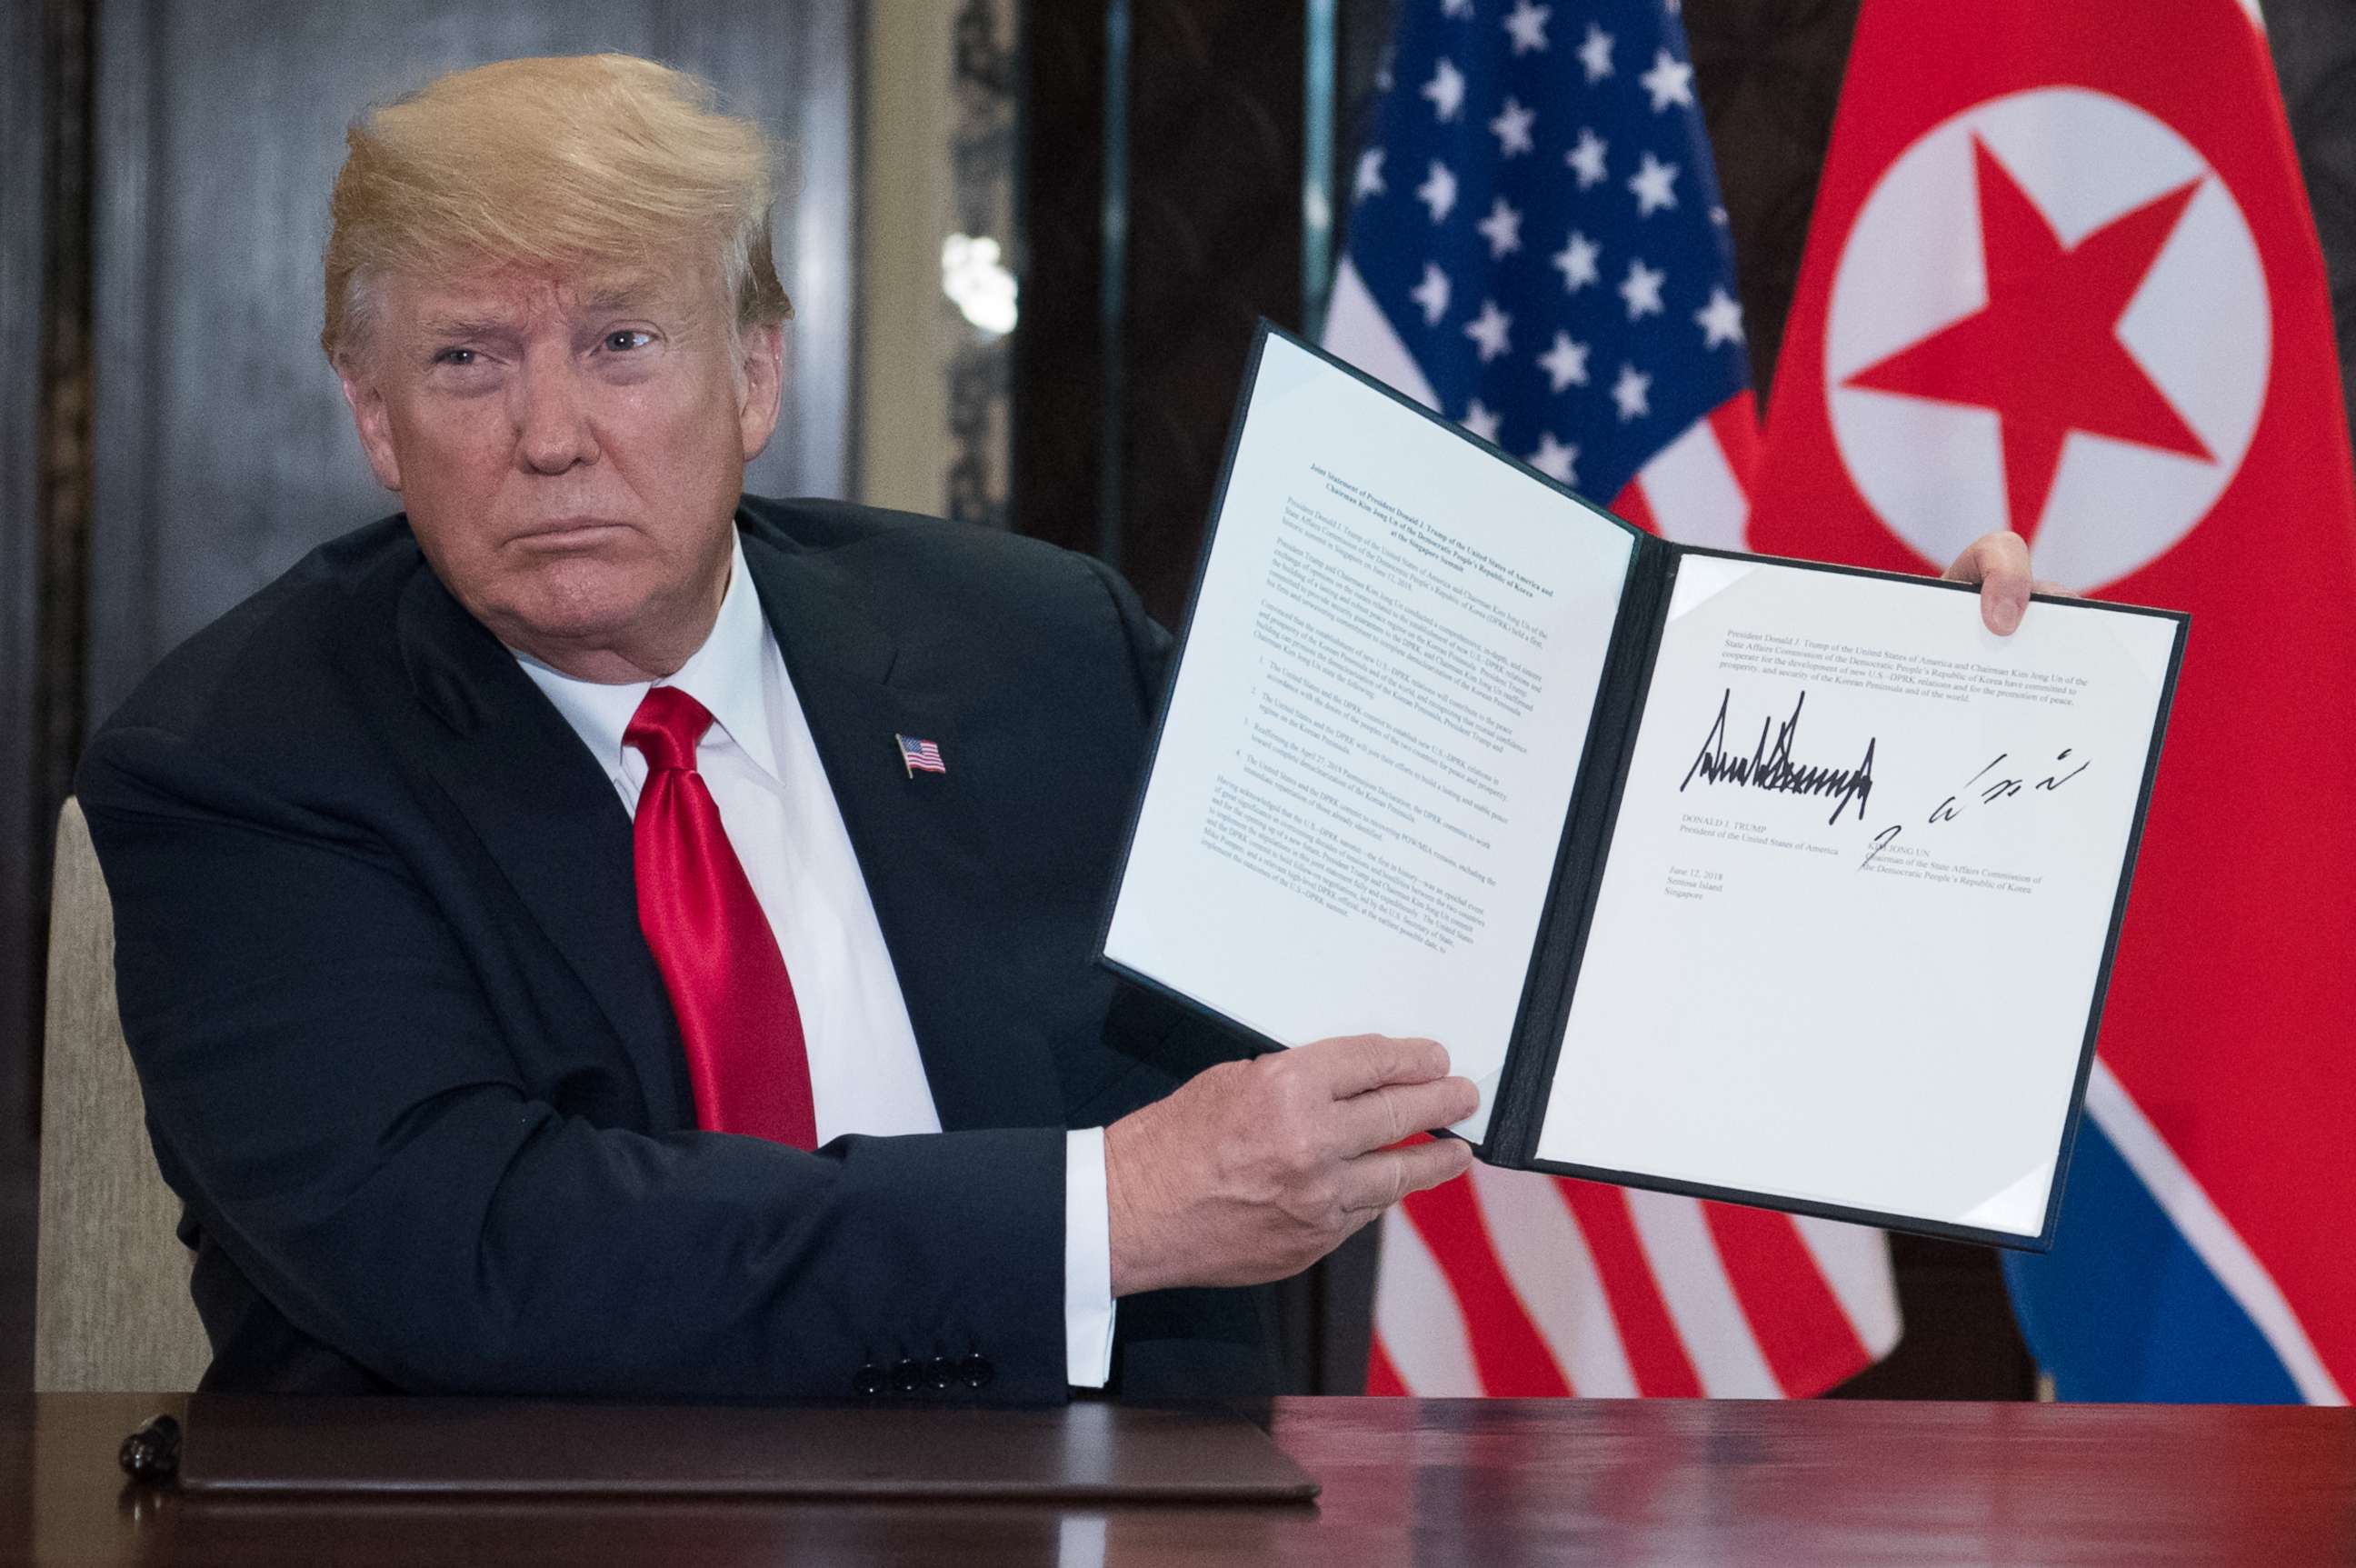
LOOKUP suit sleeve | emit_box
[79,724,1073,1403]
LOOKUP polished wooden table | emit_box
[7,1393,2352,1564]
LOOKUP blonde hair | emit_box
[322,54,792,365]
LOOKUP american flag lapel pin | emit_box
[896,734,946,777]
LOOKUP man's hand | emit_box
[1940,529,2068,634]
[1103,1035,1478,1297]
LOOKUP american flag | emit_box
[897,734,946,775]
[1324,0,1902,1397]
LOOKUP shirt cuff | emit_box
[1064,1126,1117,1388]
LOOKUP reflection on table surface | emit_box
[12,1392,2356,1567]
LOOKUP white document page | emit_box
[1103,335,1635,1138]
[1534,557,2178,1235]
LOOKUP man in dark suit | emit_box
[76,54,1484,1401]
[80,53,2038,1403]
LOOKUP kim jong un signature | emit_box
[1859,749,2091,870]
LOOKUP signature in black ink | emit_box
[1929,750,2091,822]
[1859,824,1904,872]
[1860,748,2090,869]
[1680,688,1877,826]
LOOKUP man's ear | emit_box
[736,321,786,463]
[338,362,404,493]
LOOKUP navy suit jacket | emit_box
[78,496,1273,1402]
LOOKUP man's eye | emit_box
[604,330,653,353]
[434,347,478,367]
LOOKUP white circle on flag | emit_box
[1823,87,2270,591]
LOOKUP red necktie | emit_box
[625,685,818,1149]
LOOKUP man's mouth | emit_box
[510,518,631,550]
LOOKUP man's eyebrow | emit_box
[414,287,671,342]
[417,315,518,341]
[579,285,663,315]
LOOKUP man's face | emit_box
[340,258,783,680]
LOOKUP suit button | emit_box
[926,1355,956,1391]
[854,1361,886,1396]
[960,1353,993,1390]
[891,1357,923,1394]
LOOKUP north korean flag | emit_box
[1747,0,2356,1401]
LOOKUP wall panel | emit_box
[2269,0,2356,454]
[0,0,58,1397]
[4,0,53,1137]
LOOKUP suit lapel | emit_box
[391,521,1065,1136]
[740,524,1064,1133]
[395,567,693,1127]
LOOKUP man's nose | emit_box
[510,354,601,474]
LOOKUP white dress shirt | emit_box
[514,532,1114,1387]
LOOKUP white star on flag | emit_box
[1503,0,1552,55]
[1416,160,1458,224]
[1411,262,1452,325]
[1578,24,1614,83]
[1552,230,1602,292]
[1565,128,1608,189]
[1640,49,1694,112]
[1463,299,1513,362]
[1528,433,1579,484]
[1354,147,1386,201]
[1539,331,1592,392]
[1490,96,1537,158]
[1442,0,1474,16]
[1423,56,1467,123]
[1476,196,1523,258]
[1461,399,1501,442]
[1612,362,1652,421]
[1628,151,1679,216]
[1620,257,1665,319]
[1695,286,1745,348]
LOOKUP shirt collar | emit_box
[512,530,780,782]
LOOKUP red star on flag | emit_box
[1751,0,2356,1407]
[1843,138,2212,540]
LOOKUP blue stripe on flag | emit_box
[2003,1119,2301,1403]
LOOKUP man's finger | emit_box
[1337,1137,1474,1213]
[1942,530,2033,635]
[1297,1034,1451,1099]
[1330,1075,1482,1156]
[1939,529,2029,584]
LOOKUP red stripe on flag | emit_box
[1708,390,1763,496]
[1553,1181,1704,1396]
[1609,476,1660,536]
[1398,1178,1573,1396]
[1366,1332,1410,1396]
[1702,1204,1874,1397]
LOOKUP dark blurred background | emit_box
[5,0,2355,1397]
